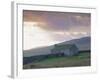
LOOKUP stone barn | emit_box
[51,44,79,56]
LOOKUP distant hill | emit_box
[23,37,91,57]
[23,45,54,57]
[59,37,90,51]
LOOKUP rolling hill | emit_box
[23,36,91,57]
[59,37,90,51]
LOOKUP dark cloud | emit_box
[23,10,91,32]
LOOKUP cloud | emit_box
[23,10,90,32]
[23,10,91,41]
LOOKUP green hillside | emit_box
[23,51,90,69]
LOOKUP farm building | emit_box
[51,44,79,56]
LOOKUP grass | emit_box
[23,52,90,69]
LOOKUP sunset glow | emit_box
[24,22,60,50]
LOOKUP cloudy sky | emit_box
[23,10,91,50]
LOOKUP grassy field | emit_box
[23,51,91,69]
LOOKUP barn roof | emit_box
[52,44,76,51]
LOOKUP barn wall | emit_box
[64,49,70,56]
